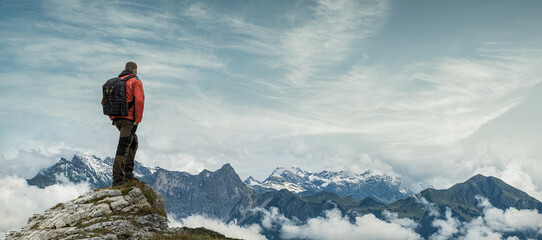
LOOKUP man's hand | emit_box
[134,122,139,126]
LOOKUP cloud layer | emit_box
[248,207,420,240]
[281,209,420,240]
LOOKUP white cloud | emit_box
[475,197,542,234]
[415,196,440,217]
[256,207,297,229]
[0,147,80,179]
[137,152,218,174]
[430,209,461,240]
[168,214,266,240]
[0,176,90,237]
[429,196,542,240]
[280,208,421,240]
[251,207,419,240]
[383,211,419,230]
[459,220,504,240]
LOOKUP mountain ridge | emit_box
[244,166,412,204]
[25,153,542,239]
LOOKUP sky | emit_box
[1,0,542,198]
[2,0,542,238]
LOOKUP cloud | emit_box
[415,195,440,217]
[459,220,505,240]
[280,0,388,84]
[256,207,297,230]
[0,146,81,179]
[251,207,420,240]
[383,211,419,230]
[168,214,266,240]
[429,196,542,240]
[0,176,90,237]
[429,209,461,240]
[180,2,282,57]
[282,48,542,146]
[475,196,542,234]
[280,208,421,240]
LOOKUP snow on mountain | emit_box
[28,152,410,204]
[245,167,412,204]
[27,152,155,189]
[72,152,111,184]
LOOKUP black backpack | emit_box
[102,75,135,116]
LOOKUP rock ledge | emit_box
[6,181,210,240]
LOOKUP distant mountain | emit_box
[245,167,412,204]
[26,153,542,239]
[26,153,154,188]
[384,174,542,238]
[240,173,542,239]
[145,164,259,221]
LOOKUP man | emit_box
[107,61,145,187]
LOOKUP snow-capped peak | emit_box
[247,167,412,204]
[73,152,96,159]
[271,167,308,177]
[72,152,109,173]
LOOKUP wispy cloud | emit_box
[275,47,542,145]
[280,0,388,85]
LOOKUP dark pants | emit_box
[113,118,138,183]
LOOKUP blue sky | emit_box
[1,0,542,199]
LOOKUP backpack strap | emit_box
[121,75,137,119]
[121,75,136,81]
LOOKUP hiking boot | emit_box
[112,179,125,187]
[123,172,139,182]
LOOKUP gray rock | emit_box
[95,203,112,215]
[108,197,129,210]
[6,184,173,240]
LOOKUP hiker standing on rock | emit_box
[102,61,145,186]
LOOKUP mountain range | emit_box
[245,166,412,204]
[27,153,542,239]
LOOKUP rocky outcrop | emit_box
[6,181,234,240]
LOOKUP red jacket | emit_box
[106,71,145,123]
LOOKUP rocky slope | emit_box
[6,181,237,240]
